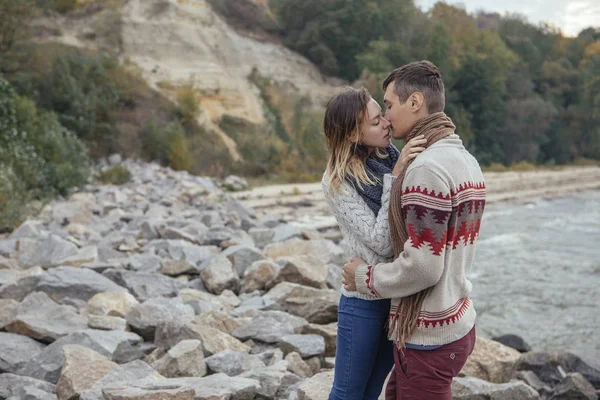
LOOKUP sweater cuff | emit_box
[355,263,378,297]
[383,173,397,187]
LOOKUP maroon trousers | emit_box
[385,327,476,400]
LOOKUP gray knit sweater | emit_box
[321,172,397,300]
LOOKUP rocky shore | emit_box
[0,160,598,400]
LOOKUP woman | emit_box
[322,87,426,400]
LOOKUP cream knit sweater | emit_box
[321,172,396,300]
[355,135,486,346]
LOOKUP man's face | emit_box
[383,84,415,140]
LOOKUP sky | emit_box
[414,0,600,37]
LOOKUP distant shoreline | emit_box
[232,166,600,229]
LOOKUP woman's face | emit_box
[356,98,391,149]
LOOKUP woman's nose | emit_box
[382,117,391,128]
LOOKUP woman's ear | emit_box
[349,128,361,144]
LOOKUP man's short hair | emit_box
[383,60,445,113]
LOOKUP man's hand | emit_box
[342,256,366,291]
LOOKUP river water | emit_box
[469,189,600,365]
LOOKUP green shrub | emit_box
[97,165,131,185]
[143,120,193,171]
[0,77,90,230]
[483,162,507,172]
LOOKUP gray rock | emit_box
[193,311,246,335]
[18,234,78,268]
[185,298,219,314]
[155,321,250,356]
[297,370,334,399]
[512,370,552,396]
[221,245,265,277]
[452,376,540,399]
[0,255,19,269]
[101,374,259,400]
[128,253,162,273]
[126,297,195,341]
[151,339,207,378]
[56,345,118,400]
[264,282,339,324]
[274,256,329,289]
[276,371,305,399]
[0,274,41,302]
[102,385,195,399]
[161,259,196,276]
[272,224,303,243]
[97,246,125,263]
[59,245,98,267]
[240,260,279,293]
[299,323,337,357]
[549,372,597,400]
[144,240,219,266]
[231,311,308,343]
[9,221,42,240]
[6,292,88,343]
[279,334,326,358]
[492,334,532,353]
[79,360,163,400]
[8,385,58,400]
[88,315,128,331]
[205,350,266,376]
[0,374,56,399]
[36,266,127,304]
[0,332,46,373]
[201,226,236,246]
[0,299,19,329]
[87,291,139,317]
[326,264,342,290]
[19,329,144,383]
[198,211,223,227]
[516,352,600,389]
[0,239,18,257]
[187,278,207,292]
[255,348,285,366]
[265,238,346,266]
[239,362,288,398]
[248,228,275,249]
[103,270,186,301]
[200,255,240,295]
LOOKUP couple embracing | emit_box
[322,60,486,400]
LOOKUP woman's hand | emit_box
[392,135,427,176]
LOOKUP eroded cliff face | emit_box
[38,0,341,162]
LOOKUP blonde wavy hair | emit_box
[323,87,388,194]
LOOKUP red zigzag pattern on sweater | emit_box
[402,182,486,255]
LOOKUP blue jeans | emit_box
[329,295,394,400]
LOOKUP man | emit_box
[342,60,486,399]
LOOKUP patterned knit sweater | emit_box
[322,173,396,300]
[355,135,486,346]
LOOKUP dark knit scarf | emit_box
[388,112,456,348]
[347,145,399,215]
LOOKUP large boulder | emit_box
[451,376,540,399]
[6,292,88,343]
[56,345,119,400]
[461,337,522,383]
[0,332,46,373]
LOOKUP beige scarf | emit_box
[388,111,456,348]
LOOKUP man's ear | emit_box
[410,92,425,113]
